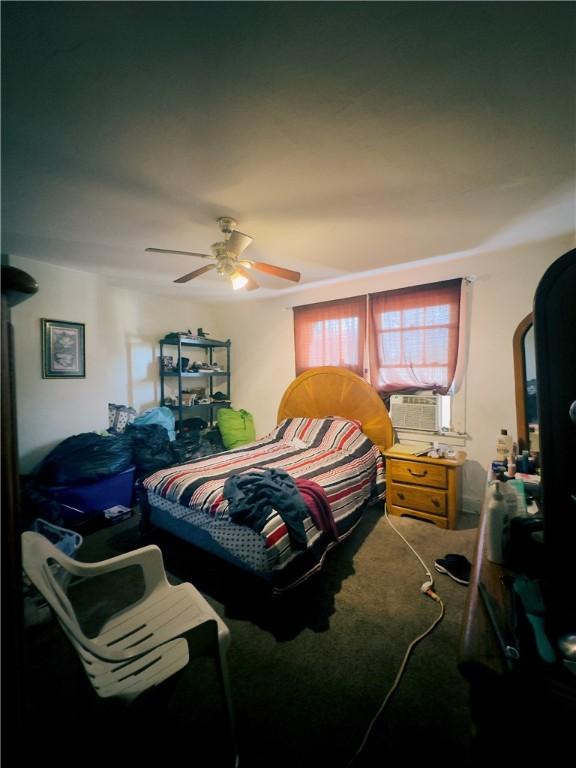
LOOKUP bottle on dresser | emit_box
[516,450,538,474]
[492,429,514,475]
[496,429,514,461]
[486,481,512,564]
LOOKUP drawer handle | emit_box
[398,493,405,500]
[432,498,440,507]
[408,469,428,478]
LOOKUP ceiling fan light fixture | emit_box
[148,216,298,288]
[230,271,249,290]
[217,216,237,236]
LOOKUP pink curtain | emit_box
[369,279,462,394]
[294,296,366,376]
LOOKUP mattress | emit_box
[143,417,385,590]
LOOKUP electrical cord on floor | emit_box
[345,504,445,767]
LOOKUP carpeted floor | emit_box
[21,505,477,767]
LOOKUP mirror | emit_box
[513,312,538,454]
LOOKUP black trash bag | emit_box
[202,427,226,452]
[37,432,133,486]
[195,435,223,458]
[171,431,202,464]
[125,423,176,476]
[172,432,223,464]
[180,417,207,432]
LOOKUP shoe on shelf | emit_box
[434,554,471,585]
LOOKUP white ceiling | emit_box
[2,2,575,302]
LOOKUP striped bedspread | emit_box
[143,417,385,563]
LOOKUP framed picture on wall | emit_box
[41,319,85,378]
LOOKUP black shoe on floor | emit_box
[434,554,471,585]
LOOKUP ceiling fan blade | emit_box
[235,265,259,291]
[173,264,216,284]
[249,261,301,283]
[146,247,214,259]
[226,230,253,257]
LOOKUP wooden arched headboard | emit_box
[277,367,394,451]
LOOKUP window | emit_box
[293,279,464,433]
[293,296,366,376]
[368,279,461,395]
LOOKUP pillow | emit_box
[273,416,365,452]
[276,416,320,444]
[217,408,256,449]
[317,418,366,453]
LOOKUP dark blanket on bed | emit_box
[223,468,308,550]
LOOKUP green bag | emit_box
[217,408,256,450]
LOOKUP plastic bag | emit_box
[171,432,220,463]
[125,423,176,475]
[37,432,133,486]
[133,406,176,441]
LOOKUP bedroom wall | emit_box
[9,235,573,508]
[215,235,575,513]
[9,256,223,474]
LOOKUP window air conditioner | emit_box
[389,394,440,432]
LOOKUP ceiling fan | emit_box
[146,217,301,290]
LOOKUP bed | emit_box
[141,367,394,592]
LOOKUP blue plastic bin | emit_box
[42,465,135,525]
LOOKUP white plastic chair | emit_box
[21,531,238,764]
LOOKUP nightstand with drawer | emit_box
[381,449,466,530]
